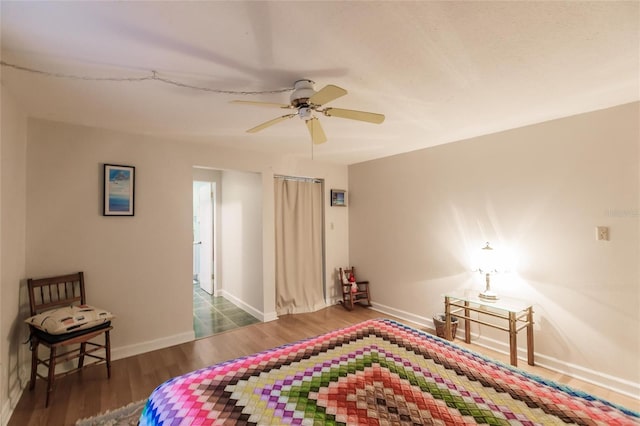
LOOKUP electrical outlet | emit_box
[596,226,609,241]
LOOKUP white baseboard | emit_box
[263,311,279,322]
[0,398,13,426]
[470,334,640,401]
[4,331,194,424]
[328,296,342,306]
[6,300,636,425]
[111,330,195,361]
[368,301,432,330]
[218,290,279,322]
[220,290,333,320]
[1,398,12,426]
[372,300,639,401]
[3,333,194,425]
[2,367,30,426]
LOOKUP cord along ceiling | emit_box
[1,1,638,165]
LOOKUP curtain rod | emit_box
[274,175,323,183]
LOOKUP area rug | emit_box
[139,318,640,425]
[75,399,146,426]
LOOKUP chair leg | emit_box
[29,340,39,391]
[105,330,111,379]
[46,346,57,408]
[78,342,86,369]
[342,286,351,311]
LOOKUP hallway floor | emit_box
[193,281,261,338]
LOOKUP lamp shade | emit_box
[477,242,498,273]
[475,242,502,301]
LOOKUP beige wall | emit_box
[219,170,264,317]
[297,163,350,303]
[23,118,349,364]
[349,102,640,396]
[0,87,28,423]
[12,101,637,407]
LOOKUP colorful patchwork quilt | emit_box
[139,319,640,425]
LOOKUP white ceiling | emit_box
[1,1,638,165]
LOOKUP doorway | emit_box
[192,173,262,338]
[193,181,215,294]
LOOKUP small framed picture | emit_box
[330,189,346,207]
[103,164,135,216]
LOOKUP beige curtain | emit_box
[274,177,325,315]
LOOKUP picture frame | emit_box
[103,164,135,216]
[330,189,346,207]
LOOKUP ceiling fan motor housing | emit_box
[290,79,316,107]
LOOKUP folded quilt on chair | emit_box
[139,318,640,425]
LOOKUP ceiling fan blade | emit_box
[306,117,327,145]
[308,84,347,106]
[323,107,385,124]
[247,114,297,133]
[231,100,292,109]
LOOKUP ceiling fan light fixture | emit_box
[298,106,312,120]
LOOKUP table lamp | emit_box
[477,242,499,300]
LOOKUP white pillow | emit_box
[25,304,114,335]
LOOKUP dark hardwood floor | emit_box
[8,304,639,425]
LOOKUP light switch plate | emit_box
[596,226,609,241]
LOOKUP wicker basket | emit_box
[433,314,458,340]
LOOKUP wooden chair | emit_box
[339,267,371,310]
[26,272,112,407]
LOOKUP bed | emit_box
[139,318,639,425]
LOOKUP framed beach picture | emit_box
[330,189,346,207]
[103,164,135,216]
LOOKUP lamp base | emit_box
[478,290,499,301]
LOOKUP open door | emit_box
[197,183,214,294]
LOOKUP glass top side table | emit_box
[443,289,534,367]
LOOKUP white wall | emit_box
[192,168,222,294]
[0,87,28,424]
[23,117,349,361]
[349,102,640,397]
[219,170,264,318]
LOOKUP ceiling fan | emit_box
[232,79,385,145]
